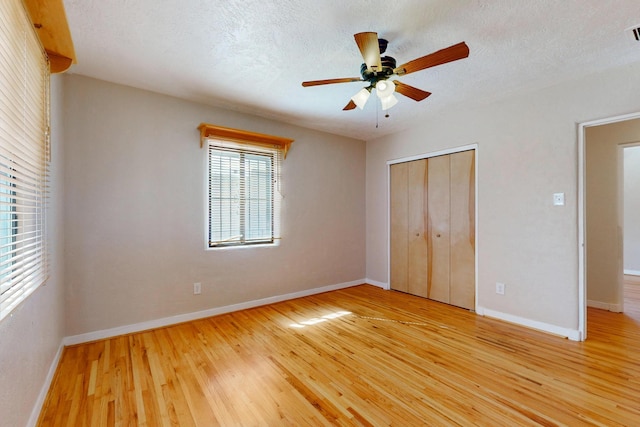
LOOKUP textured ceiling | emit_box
[63,0,640,140]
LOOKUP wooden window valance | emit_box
[24,0,76,73]
[198,123,294,159]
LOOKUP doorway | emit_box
[579,113,640,340]
[623,145,640,307]
[623,145,640,278]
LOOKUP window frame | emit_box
[199,123,293,251]
[207,143,276,248]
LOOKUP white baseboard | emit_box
[27,342,64,427]
[624,269,640,276]
[476,306,581,341]
[64,279,366,346]
[587,300,623,313]
[365,278,388,289]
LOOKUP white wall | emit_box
[625,146,640,274]
[0,75,66,427]
[63,75,366,336]
[366,62,640,334]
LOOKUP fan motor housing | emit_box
[360,56,396,85]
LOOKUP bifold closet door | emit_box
[449,150,475,310]
[427,150,475,309]
[407,160,428,297]
[390,159,429,297]
[426,155,450,304]
[390,162,409,293]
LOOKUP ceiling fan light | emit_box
[351,88,371,109]
[375,80,395,98]
[380,93,398,110]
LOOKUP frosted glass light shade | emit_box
[351,88,371,109]
[380,93,398,110]
[375,80,395,98]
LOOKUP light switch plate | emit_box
[553,193,565,206]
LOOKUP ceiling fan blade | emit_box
[354,32,382,73]
[393,81,432,101]
[393,42,469,76]
[343,100,357,110]
[302,77,363,87]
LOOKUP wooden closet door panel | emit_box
[407,160,428,297]
[450,150,476,310]
[390,162,409,292]
[427,155,450,304]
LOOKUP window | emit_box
[0,0,50,321]
[199,123,293,249]
[208,145,275,246]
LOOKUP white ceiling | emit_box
[63,0,640,140]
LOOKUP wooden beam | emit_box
[23,0,76,73]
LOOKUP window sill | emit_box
[205,241,280,251]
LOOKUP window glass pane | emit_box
[244,153,272,241]
[209,149,241,243]
[0,169,15,294]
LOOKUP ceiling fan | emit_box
[302,32,469,111]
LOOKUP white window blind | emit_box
[0,0,50,320]
[207,141,280,247]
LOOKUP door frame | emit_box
[386,143,479,311]
[578,111,640,340]
[621,143,640,280]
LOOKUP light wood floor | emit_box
[624,274,640,316]
[38,280,640,426]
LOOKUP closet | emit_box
[390,149,475,310]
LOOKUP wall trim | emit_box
[63,279,366,345]
[624,269,640,276]
[587,300,623,313]
[366,278,389,289]
[476,306,581,341]
[27,342,65,427]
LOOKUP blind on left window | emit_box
[0,0,50,321]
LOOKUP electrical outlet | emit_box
[496,282,505,295]
[193,282,201,295]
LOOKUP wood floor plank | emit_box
[38,283,640,426]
